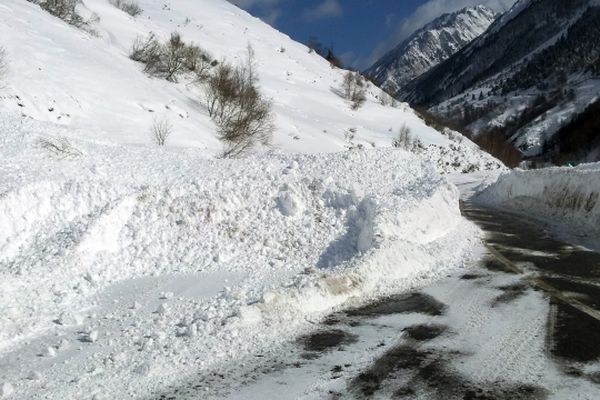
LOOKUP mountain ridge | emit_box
[398,0,600,162]
[366,5,496,96]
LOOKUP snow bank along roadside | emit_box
[475,164,600,250]
[0,116,481,398]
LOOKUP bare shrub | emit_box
[392,124,414,149]
[109,0,143,17]
[130,33,159,62]
[38,137,83,159]
[184,45,212,81]
[340,71,366,110]
[205,63,236,119]
[379,91,397,108]
[38,0,78,21]
[130,32,212,82]
[326,48,343,69]
[0,47,7,85]
[151,117,173,146]
[30,0,98,29]
[204,46,274,158]
[161,33,188,82]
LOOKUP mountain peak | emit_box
[366,5,496,96]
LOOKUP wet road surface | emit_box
[157,204,600,399]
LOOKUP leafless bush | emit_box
[340,71,366,110]
[161,33,188,82]
[184,45,212,81]
[379,91,397,108]
[151,117,173,146]
[130,32,212,82]
[109,0,143,17]
[205,63,236,119]
[0,47,7,85]
[30,0,98,29]
[38,137,83,159]
[204,45,274,158]
[130,32,161,63]
[392,124,414,149]
[38,0,78,21]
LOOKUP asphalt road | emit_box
[158,204,600,399]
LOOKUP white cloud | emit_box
[302,0,343,21]
[366,0,516,67]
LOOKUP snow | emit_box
[475,163,600,251]
[0,382,14,398]
[0,114,482,398]
[0,0,430,153]
[0,0,498,398]
[0,0,500,172]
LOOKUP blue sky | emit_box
[230,0,516,69]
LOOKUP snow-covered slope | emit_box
[0,0,504,169]
[366,5,496,96]
[0,0,450,155]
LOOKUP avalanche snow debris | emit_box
[0,382,14,398]
[0,114,481,398]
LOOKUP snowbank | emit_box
[475,164,600,250]
[0,115,480,398]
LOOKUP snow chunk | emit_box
[44,346,57,358]
[0,382,14,398]
[238,305,262,325]
[276,189,303,216]
[56,312,83,326]
[159,292,174,300]
[82,330,99,343]
[27,371,42,381]
[155,304,169,315]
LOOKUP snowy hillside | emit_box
[366,5,496,97]
[0,0,470,157]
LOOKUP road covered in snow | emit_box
[162,202,600,400]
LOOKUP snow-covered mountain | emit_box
[365,5,496,96]
[401,0,600,162]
